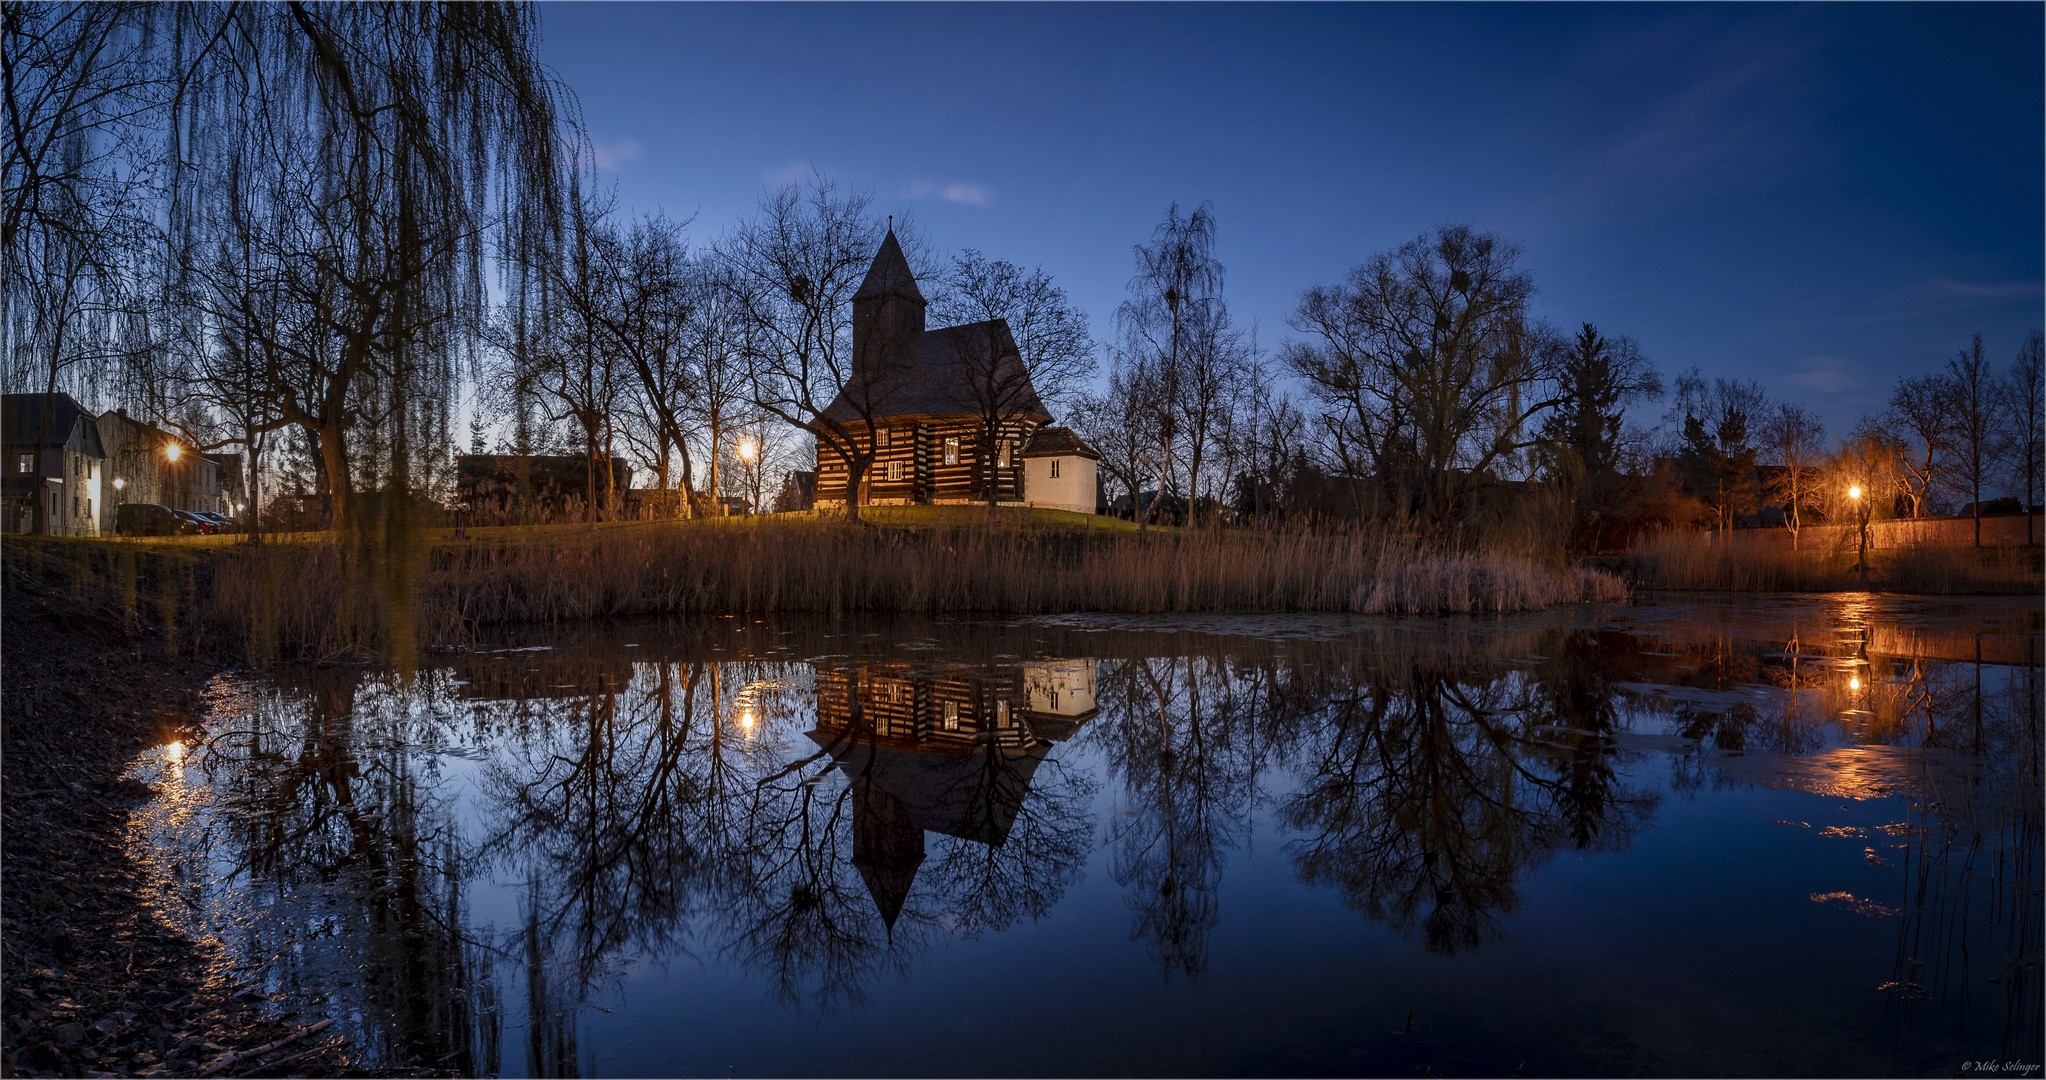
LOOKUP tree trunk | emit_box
[315,421,352,532]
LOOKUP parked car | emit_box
[116,503,196,537]
[171,509,217,535]
[193,511,236,534]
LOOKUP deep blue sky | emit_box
[537,2,2043,436]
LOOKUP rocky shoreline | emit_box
[2,558,357,1078]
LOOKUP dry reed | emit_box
[1623,530,2043,594]
[203,520,1626,659]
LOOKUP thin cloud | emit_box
[906,179,993,207]
[1863,277,2043,321]
[591,137,641,172]
[1781,356,1859,396]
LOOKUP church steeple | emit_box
[853,229,926,364]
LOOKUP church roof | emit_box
[820,319,1052,425]
[853,230,923,304]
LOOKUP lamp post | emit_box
[736,438,759,515]
[1849,484,1870,581]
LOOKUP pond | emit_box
[125,595,2043,1078]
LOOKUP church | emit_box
[812,231,1100,514]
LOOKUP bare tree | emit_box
[1117,203,1223,526]
[2001,329,2043,546]
[1287,224,1561,535]
[721,175,914,526]
[1759,402,1826,549]
[1945,334,1997,547]
[1886,373,1951,519]
[931,250,1094,519]
[1070,352,1162,523]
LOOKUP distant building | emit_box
[457,455,632,518]
[2,393,106,536]
[774,470,817,513]
[97,411,222,531]
[812,232,1095,513]
[1016,427,1102,515]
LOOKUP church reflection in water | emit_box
[813,659,1098,928]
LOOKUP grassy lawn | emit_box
[12,505,1151,555]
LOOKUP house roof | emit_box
[853,230,924,304]
[1018,426,1100,460]
[1,393,104,458]
[820,319,1052,425]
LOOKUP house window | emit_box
[995,700,1010,727]
[1048,690,1060,710]
[886,460,903,482]
[998,441,1010,468]
[15,453,29,474]
[942,700,960,731]
[1050,459,1061,479]
[943,437,960,466]
[876,428,891,450]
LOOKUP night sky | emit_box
[537,2,2044,435]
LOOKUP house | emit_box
[2,393,106,536]
[97,411,222,531]
[456,454,632,519]
[808,659,1098,926]
[1015,427,1103,515]
[812,232,1097,513]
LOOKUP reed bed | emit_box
[203,520,1626,659]
[1623,530,2043,594]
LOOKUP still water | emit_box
[126,595,2042,1078]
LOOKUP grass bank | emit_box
[1622,530,2042,593]
[6,516,1626,661]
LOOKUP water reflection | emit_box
[125,601,2041,1075]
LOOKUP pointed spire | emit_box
[855,228,923,303]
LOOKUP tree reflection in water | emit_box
[141,609,2037,1069]
[1276,629,1658,955]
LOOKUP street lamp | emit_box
[112,478,124,491]
[736,438,758,464]
[1849,484,1870,581]
[165,442,181,462]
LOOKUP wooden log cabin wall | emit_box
[815,419,1039,506]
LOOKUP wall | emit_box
[1023,455,1097,514]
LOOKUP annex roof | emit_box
[1018,426,1100,460]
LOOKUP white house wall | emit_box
[1024,454,1097,515]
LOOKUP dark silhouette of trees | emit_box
[2002,329,2044,545]
[1760,402,1826,548]
[1286,224,1561,535]
[1887,373,1952,519]
[1945,333,1997,546]
[1671,370,1766,532]
[1539,322,1662,550]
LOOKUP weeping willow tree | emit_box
[156,2,573,666]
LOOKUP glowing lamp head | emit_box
[739,706,756,732]
[737,439,759,464]
[1850,676,1861,690]
[165,443,181,462]
[1848,485,1861,500]
[112,477,125,491]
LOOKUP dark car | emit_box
[116,503,196,537]
[171,509,216,535]
[193,511,236,534]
